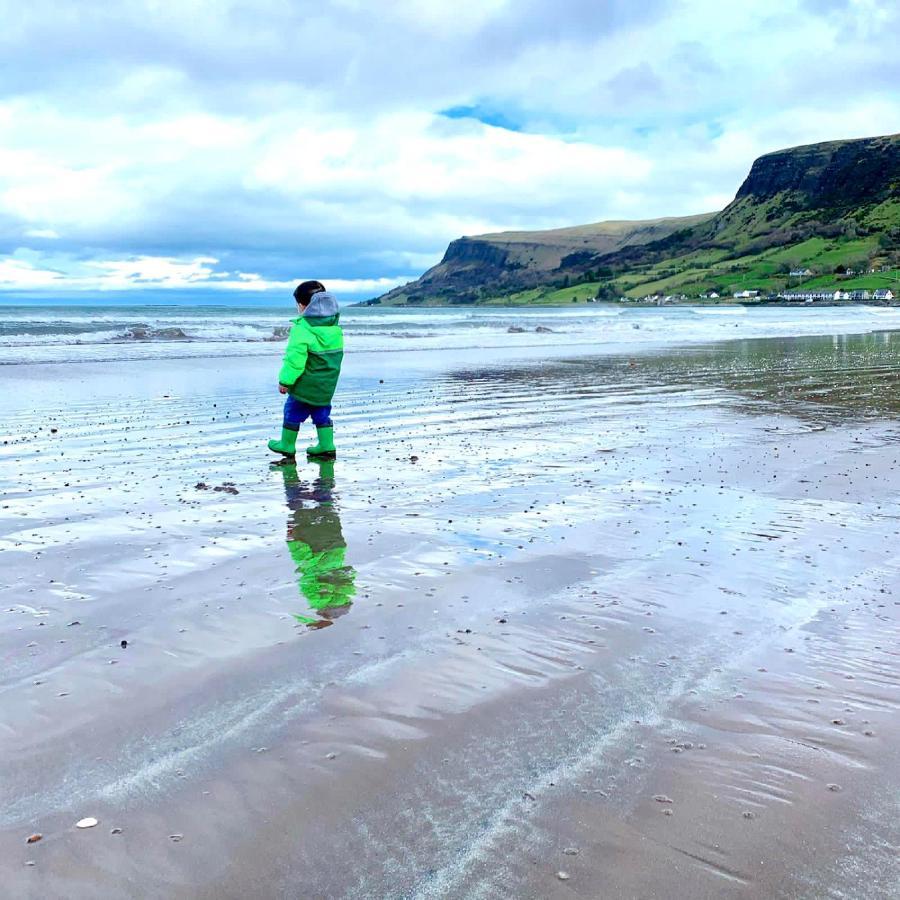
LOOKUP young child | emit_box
[268,280,344,459]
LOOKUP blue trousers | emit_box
[283,395,332,432]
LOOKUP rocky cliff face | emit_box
[599,133,900,266]
[441,238,512,268]
[734,134,900,209]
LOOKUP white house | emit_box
[833,289,851,300]
[781,290,833,302]
[733,290,760,299]
[789,268,812,277]
[874,289,895,300]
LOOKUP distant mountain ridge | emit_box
[374,132,900,306]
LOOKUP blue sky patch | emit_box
[440,104,524,132]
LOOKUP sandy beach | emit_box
[2,327,900,899]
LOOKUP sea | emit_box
[2,302,900,366]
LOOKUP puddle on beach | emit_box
[450,329,900,425]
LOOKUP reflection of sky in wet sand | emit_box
[275,459,356,629]
[447,330,900,426]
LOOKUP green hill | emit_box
[372,132,900,306]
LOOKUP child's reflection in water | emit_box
[276,459,356,629]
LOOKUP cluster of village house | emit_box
[775,288,893,302]
[621,263,896,304]
[624,287,895,304]
[788,265,894,278]
[735,288,895,301]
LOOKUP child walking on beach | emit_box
[268,281,344,459]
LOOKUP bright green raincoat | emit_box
[278,291,344,406]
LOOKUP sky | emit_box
[1,0,899,302]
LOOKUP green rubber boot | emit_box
[268,426,298,457]
[306,426,336,458]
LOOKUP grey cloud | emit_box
[605,63,665,102]
[0,0,673,112]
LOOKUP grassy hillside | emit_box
[375,214,714,306]
[371,133,900,306]
[609,223,899,299]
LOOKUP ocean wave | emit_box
[2,305,900,367]
[0,323,291,346]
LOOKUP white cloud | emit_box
[0,0,898,295]
[0,258,65,287]
[0,250,413,295]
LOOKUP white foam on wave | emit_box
[2,304,899,366]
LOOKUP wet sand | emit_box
[2,333,900,898]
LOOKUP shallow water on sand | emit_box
[1,332,900,898]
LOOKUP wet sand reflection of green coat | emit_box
[279,461,356,627]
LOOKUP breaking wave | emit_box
[1,302,900,366]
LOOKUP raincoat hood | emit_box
[303,291,340,319]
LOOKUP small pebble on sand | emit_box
[76,817,99,829]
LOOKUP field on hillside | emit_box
[611,235,892,298]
